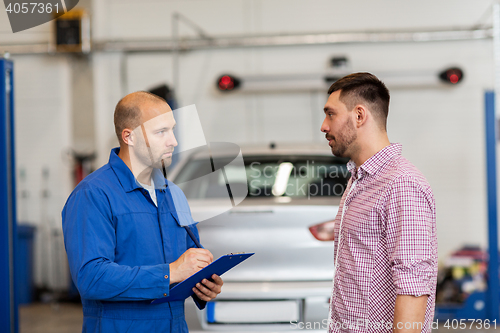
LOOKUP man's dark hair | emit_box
[114,91,167,144]
[328,72,390,130]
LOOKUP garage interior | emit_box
[1,0,500,332]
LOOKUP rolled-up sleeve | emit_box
[385,176,437,296]
[62,186,171,301]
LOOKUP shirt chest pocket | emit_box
[159,212,190,262]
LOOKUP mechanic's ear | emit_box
[122,129,134,146]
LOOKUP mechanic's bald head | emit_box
[114,91,171,144]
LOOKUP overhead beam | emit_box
[0,27,493,55]
[94,28,493,53]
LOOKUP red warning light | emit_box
[439,67,463,85]
[449,74,459,84]
[217,74,241,92]
[219,76,234,90]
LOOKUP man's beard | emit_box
[151,154,172,169]
[330,118,357,158]
[136,154,172,180]
[134,144,173,170]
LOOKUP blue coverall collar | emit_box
[109,147,168,193]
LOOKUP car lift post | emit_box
[0,57,18,333]
[489,1,500,321]
[486,91,500,322]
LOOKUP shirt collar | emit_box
[108,148,167,192]
[347,143,402,179]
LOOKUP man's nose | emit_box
[320,118,329,133]
[168,134,178,147]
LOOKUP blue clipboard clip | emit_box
[151,252,255,304]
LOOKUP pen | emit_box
[183,226,204,249]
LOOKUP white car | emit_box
[170,143,350,332]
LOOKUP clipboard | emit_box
[151,252,255,304]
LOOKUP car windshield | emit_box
[174,155,350,199]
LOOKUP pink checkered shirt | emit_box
[328,143,437,333]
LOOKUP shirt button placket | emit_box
[333,177,358,306]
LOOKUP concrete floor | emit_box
[18,302,500,332]
[19,303,83,333]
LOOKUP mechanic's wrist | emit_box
[169,263,181,284]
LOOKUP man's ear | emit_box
[354,105,368,128]
[122,129,134,146]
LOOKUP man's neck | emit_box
[117,145,153,185]
[351,133,391,169]
[136,168,153,185]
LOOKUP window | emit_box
[174,155,350,199]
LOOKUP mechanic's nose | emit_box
[168,133,178,148]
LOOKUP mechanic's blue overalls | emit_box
[62,148,205,333]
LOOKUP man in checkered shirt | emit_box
[321,72,437,333]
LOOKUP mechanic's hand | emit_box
[192,274,224,302]
[169,248,214,284]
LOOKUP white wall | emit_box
[13,55,73,290]
[91,0,493,39]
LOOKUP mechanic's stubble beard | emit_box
[135,131,173,168]
[129,140,159,184]
[133,152,172,184]
[137,148,172,172]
